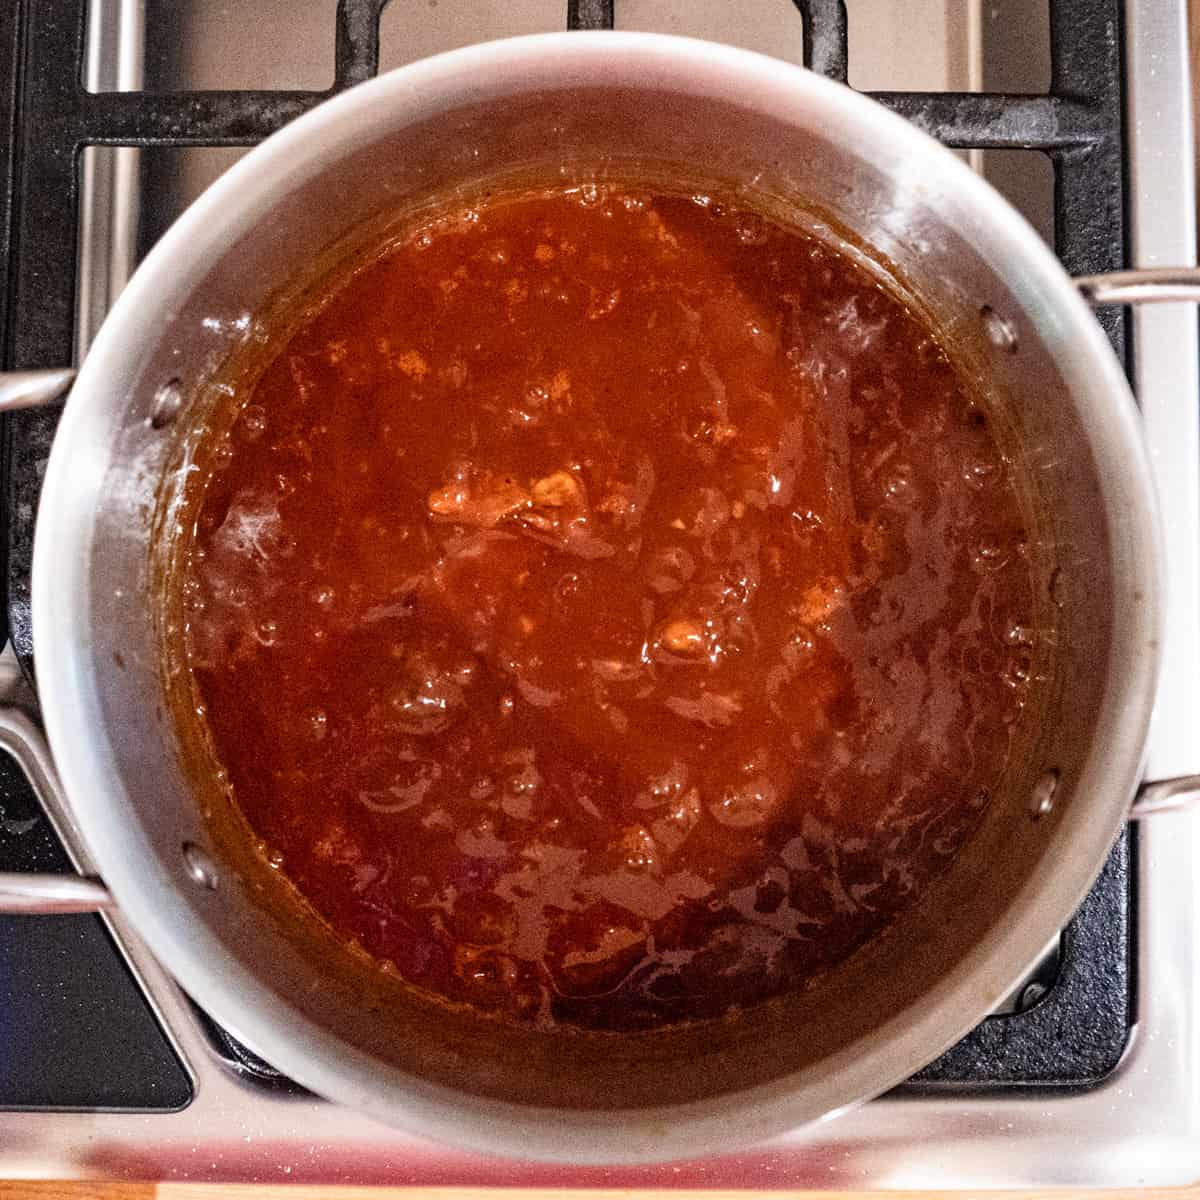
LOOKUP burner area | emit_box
[0,750,192,1109]
[1,0,1193,1188]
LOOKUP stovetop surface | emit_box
[0,0,1195,1189]
[0,0,1135,1111]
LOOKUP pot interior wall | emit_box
[75,70,1140,1115]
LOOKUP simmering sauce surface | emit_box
[181,186,1037,1031]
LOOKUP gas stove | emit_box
[0,0,1196,1186]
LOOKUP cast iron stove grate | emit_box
[0,0,1132,1106]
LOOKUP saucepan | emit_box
[0,34,1197,1164]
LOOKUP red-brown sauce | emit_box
[180,185,1037,1031]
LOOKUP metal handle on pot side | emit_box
[0,369,76,411]
[0,260,1199,918]
[1074,267,1200,817]
[1073,266,1200,819]
[0,873,114,913]
[1076,267,1200,306]
[0,646,116,914]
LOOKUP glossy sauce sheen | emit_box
[182,187,1037,1031]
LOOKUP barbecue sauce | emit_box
[179,186,1037,1031]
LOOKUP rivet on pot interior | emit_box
[182,841,219,890]
[1029,769,1060,819]
[981,305,1018,353]
[150,378,184,429]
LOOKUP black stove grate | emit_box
[0,0,1132,1106]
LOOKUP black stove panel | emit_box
[0,753,192,1109]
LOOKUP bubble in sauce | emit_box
[307,709,328,740]
[963,458,999,490]
[1003,657,1033,689]
[1004,621,1034,646]
[239,404,267,439]
[733,211,767,245]
[388,675,464,736]
[709,775,777,829]
[469,776,495,802]
[971,536,1009,571]
[554,571,583,605]
[577,183,606,208]
[500,750,542,819]
[882,462,915,503]
[619,825,660,873]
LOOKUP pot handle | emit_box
[1130,776,1200,819]
[0,369,76,411]
[1074,267,1200,818]
[1075,267,1200,306]
[0,373,111,913]
[0,872,114,913]
[0,647,115,914]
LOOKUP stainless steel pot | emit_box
[0,33,1197,1165]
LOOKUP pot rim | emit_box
[32,31,1162,1163]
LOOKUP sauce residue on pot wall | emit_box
[172,184,1040,1031]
